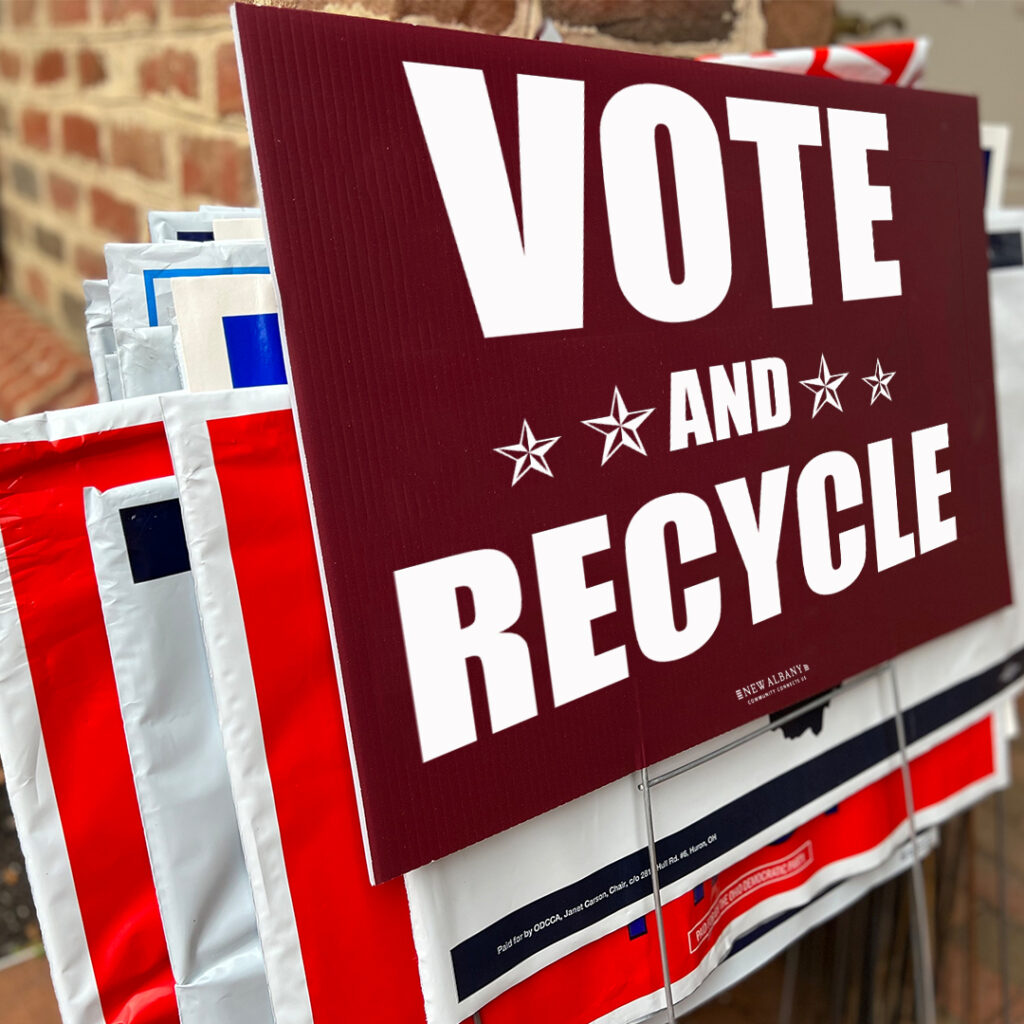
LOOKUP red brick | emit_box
[74,244,107,281]
[90,187,137,241]
[0,295,97,414]
[216,41,244,116]
[0,50,21,81]
[111,124,165,181]
[0,297,96,419]
[62,114,101,161]
[182,136,255,206]
[33,50,67,85]
[139,48,198,99]
[171,0,231,16]
[25,266,48,308]
[21,109,50,150]
[50,0,90,22]
[78,50,106,87]
[49,172,79,212]
[12,0,36,26]
[53,377,101,410]
[101,0,156,22]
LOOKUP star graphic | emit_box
[800,355,848,417]
[581,387,655,465]
[862,359,895,404]
[494,420,560,486]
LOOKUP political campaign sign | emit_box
[0,400,273,1024]
[698,37,929,87]
[408,653,1022,1022]
[84,476,273,1023]
[83,279,115,403]
[668,831,940,1021]
[236,6,1010,882]
[171,274,285,391]
[478,711,1005,1024]
[162,388,429,1024]
[104,240,269,332]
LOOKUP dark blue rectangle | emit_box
[176,230,216,242]
[120,499,191,583]
[988,231,1024,270]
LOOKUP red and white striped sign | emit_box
[0,400,272,1024]
[698,39,929,88]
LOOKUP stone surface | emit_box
[762,0,834,49]
[545,0,735,43]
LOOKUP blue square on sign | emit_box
[222,312,287,388]
[627,917,647,940]
[120,499,191,583]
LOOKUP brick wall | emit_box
[0,0,808,352]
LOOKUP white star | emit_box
[582,387,655,465]
[494,420,560,486]
[862,359,895,404]
[800,355,848,417]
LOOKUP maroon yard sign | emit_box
[236,5,1010,882]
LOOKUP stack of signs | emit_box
[0,9,1020,1024]
[77,203,279,405]
[233,7,1018,1022]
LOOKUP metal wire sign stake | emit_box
[631,664,940,1024]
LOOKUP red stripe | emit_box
[0,423,178,1023]
[808,46,832,79]
[850,40,916,83]
[209,410,427,1023]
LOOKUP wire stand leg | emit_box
[887,663,937,1024]
[641,766,677,1024]
[832,908,850,1024]
[778,938,800,1024]
[996,789,1011,1024]
[966,810,976,1024]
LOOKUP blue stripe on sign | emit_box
[176,230,215,242]
[222,312,287,388]
[142,266,270,326]
[120,499,191,583]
